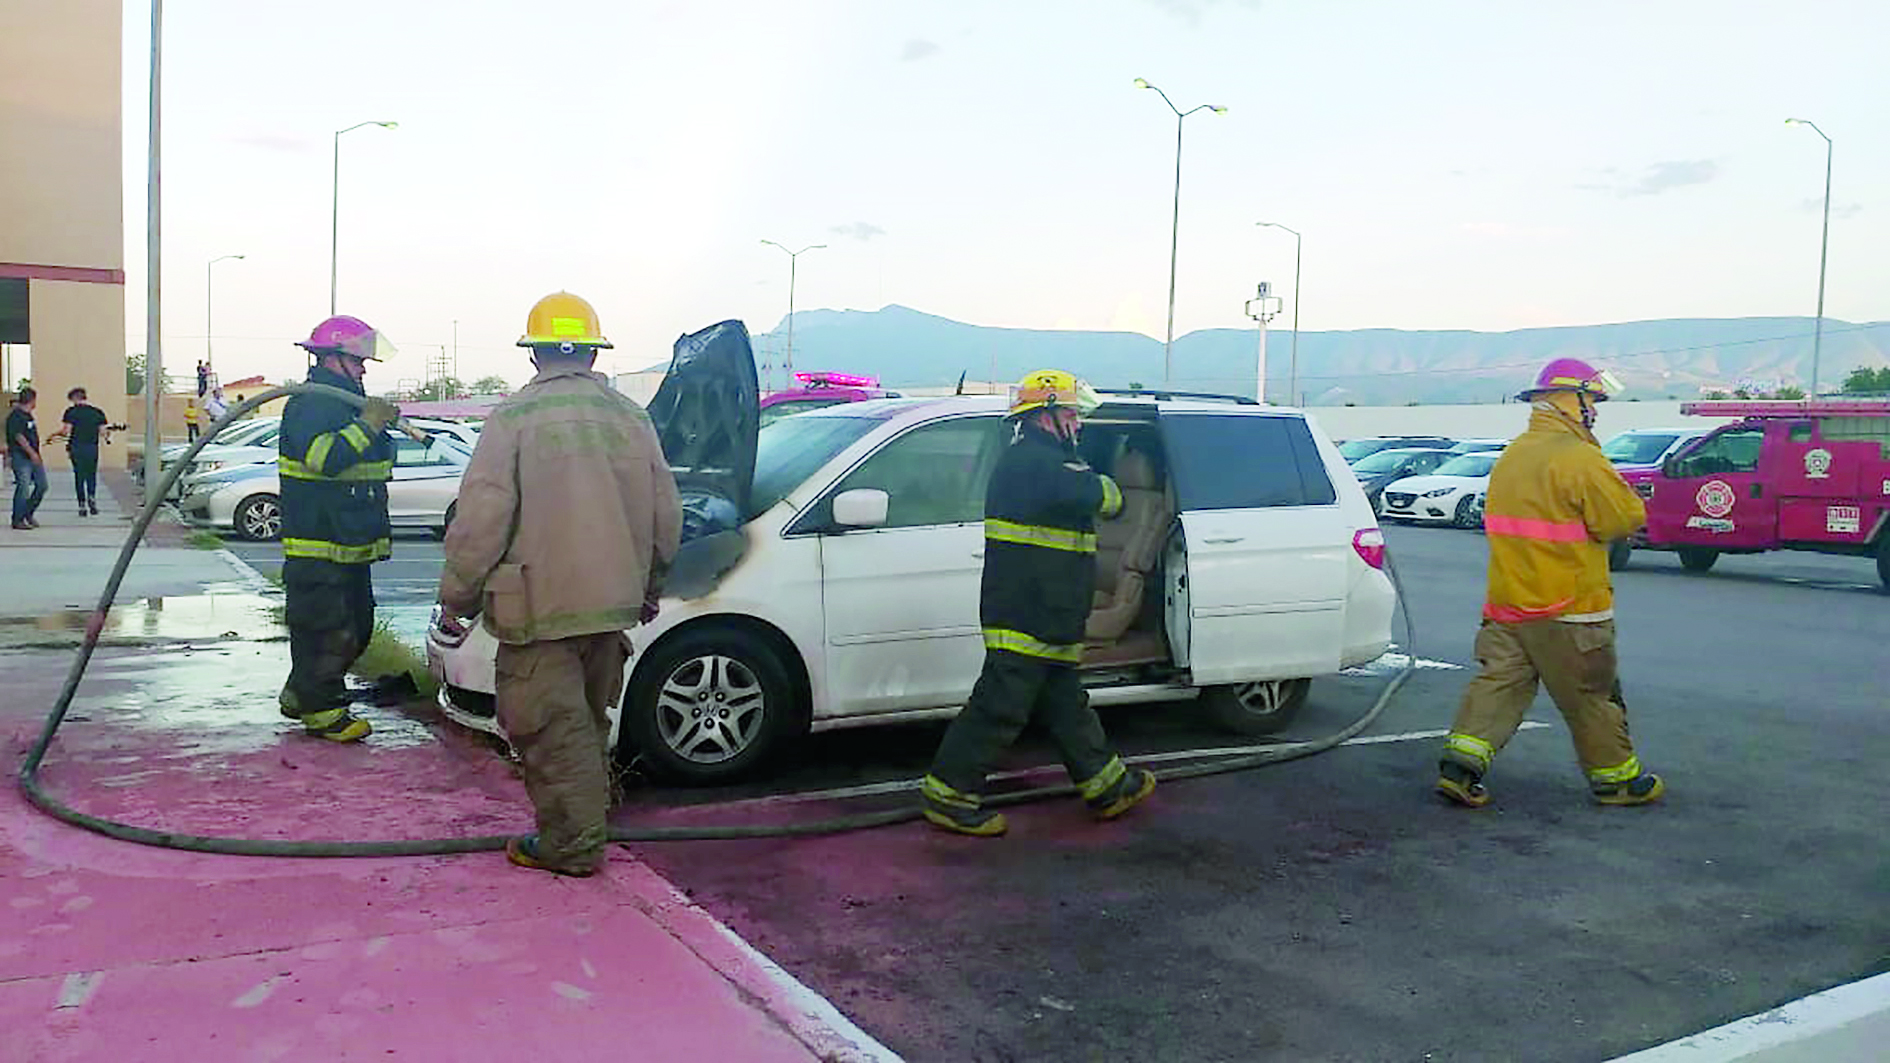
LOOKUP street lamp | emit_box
[1135,78,1226,387]
[1256,222,1302,406]
[330,120,397,314]
[760,240,825,383]
[205,254,244,371]
[1785,118,1833,396]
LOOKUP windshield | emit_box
[1434,454,1498,477]
[747,414,881,518]
[1352,448,1425,474]
[1603,432,1679,465]
[1339,439,1389,461]
[759,397,850,428]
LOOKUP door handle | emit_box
[971,551,984,559]
[1202,536,1244,544]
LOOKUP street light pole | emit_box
[1257,222,1302,405]
[1135,79,1225,387]
[205,254,244,371]
[142,0,163,505]
[1785,118,1833,395]
[330,120,397,315]
[760,240,826,382]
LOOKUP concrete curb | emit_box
[1609,971,1890,1061]
[213,546,279,596]
[615,860,904,1063]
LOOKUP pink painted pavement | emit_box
[0,640,888,1062]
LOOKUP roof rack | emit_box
[1096,388,1260,406]
[1679,399,1890,418]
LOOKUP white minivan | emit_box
[427,345,1395,783]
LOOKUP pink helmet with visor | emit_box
[295,315,395,362]
[1517,357,1622,403]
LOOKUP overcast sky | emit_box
[118,0,1886,389]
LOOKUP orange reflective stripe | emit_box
[1484,514,1588,543]
[1483,600,1575,623]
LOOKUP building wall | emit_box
[0,0,126,468]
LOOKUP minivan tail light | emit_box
[1353,528,1387,570]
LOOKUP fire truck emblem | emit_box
[1695,480,1736,519]
[1804,448,1833,480]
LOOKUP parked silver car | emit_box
[179,432,473,541]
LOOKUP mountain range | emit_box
[749,305,1890,406]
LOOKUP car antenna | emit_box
[954,370,967,396]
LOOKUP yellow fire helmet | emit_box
[1008,368,1102,419]
[518,291,613,350]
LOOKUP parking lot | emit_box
[221,520,1890,1062]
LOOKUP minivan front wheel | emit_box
[1200,678,1311,736]
[623,628,797,784]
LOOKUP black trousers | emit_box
[930,649,1116,795]
[281,558,375,715]
[68,443,99,505]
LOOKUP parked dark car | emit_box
[1350,447,1455,514]
[1339,435,1457,464]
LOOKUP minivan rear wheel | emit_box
[622,627,798,784]
[1200,678,1311,736]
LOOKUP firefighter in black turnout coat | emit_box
[921,369,1158,836]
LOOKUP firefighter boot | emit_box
[921,775,1008,837]
[1086,765,1157,821]
[298,706,373,743]
[506,836,598,878]
[1435,760,1491,808]
[1592,773,1665,806]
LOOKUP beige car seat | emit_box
[1086,448,1171,641]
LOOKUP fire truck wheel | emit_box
[1876,536,1889,590]
[1677,547,1719,573]
[1607,540,1632,571]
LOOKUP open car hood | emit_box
[645,320,759,600]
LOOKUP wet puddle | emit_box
[0,592,286,649]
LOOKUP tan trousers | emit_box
[1444,620,1643,784]
[496,632,631,872]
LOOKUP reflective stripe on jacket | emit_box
[277,365,393,565]
[1482,402,1646,622]
[978,420,1119,663]
[438,364,682,644]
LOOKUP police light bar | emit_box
[795,371,878,388]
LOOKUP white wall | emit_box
[1301,401,1701,442]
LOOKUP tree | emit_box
[469,375,511,395]
[1127,380,1146,391]
[1772,385,1806,400]
[1840,366,1890,396]
[412,376,465,402]
[126,353,145,395]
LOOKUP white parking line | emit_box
[1607,969,1890,1062]
[669,723,1552,812]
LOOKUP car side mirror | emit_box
[832,488,889,529]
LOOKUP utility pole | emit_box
[1244,282,1281,403]
[142,0,164,504]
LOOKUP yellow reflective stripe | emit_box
[984,518,1097,554]
[281,537,391,564]
[1445,733,1495,768]
[304,432,337,471]
[982,627,1083,663]
[1078,756,1126,801]
[339,421,372,454]
[1098,475,1123,518]
[1587,755,1643,784]
[278,457,392,481]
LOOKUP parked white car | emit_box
[427,361,1398,784]
[1378,451,1501,527]
[175,417,479,499]
[179,432,473,541]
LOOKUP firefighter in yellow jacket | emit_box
[1436,358,1664,808]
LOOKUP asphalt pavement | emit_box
[213,524,1890,1062]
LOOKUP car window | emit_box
[1670,428,1764,477]
[1163,414,1336,510]
[1338,438,1387,461]
[825,416,999,528]
[1435,454,1496,477]
[394,437,454,467]
[1351,448,1419,474]
[1602,432,1677,465]
[760,398,848,427]
[1409,452,1448,474]
[749,414,882,517]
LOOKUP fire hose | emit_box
[19,382,1420,855]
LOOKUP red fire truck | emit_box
[1617,400,1890,589]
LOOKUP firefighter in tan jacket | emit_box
[439,292,682,876]
[1436,358,1664,809]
